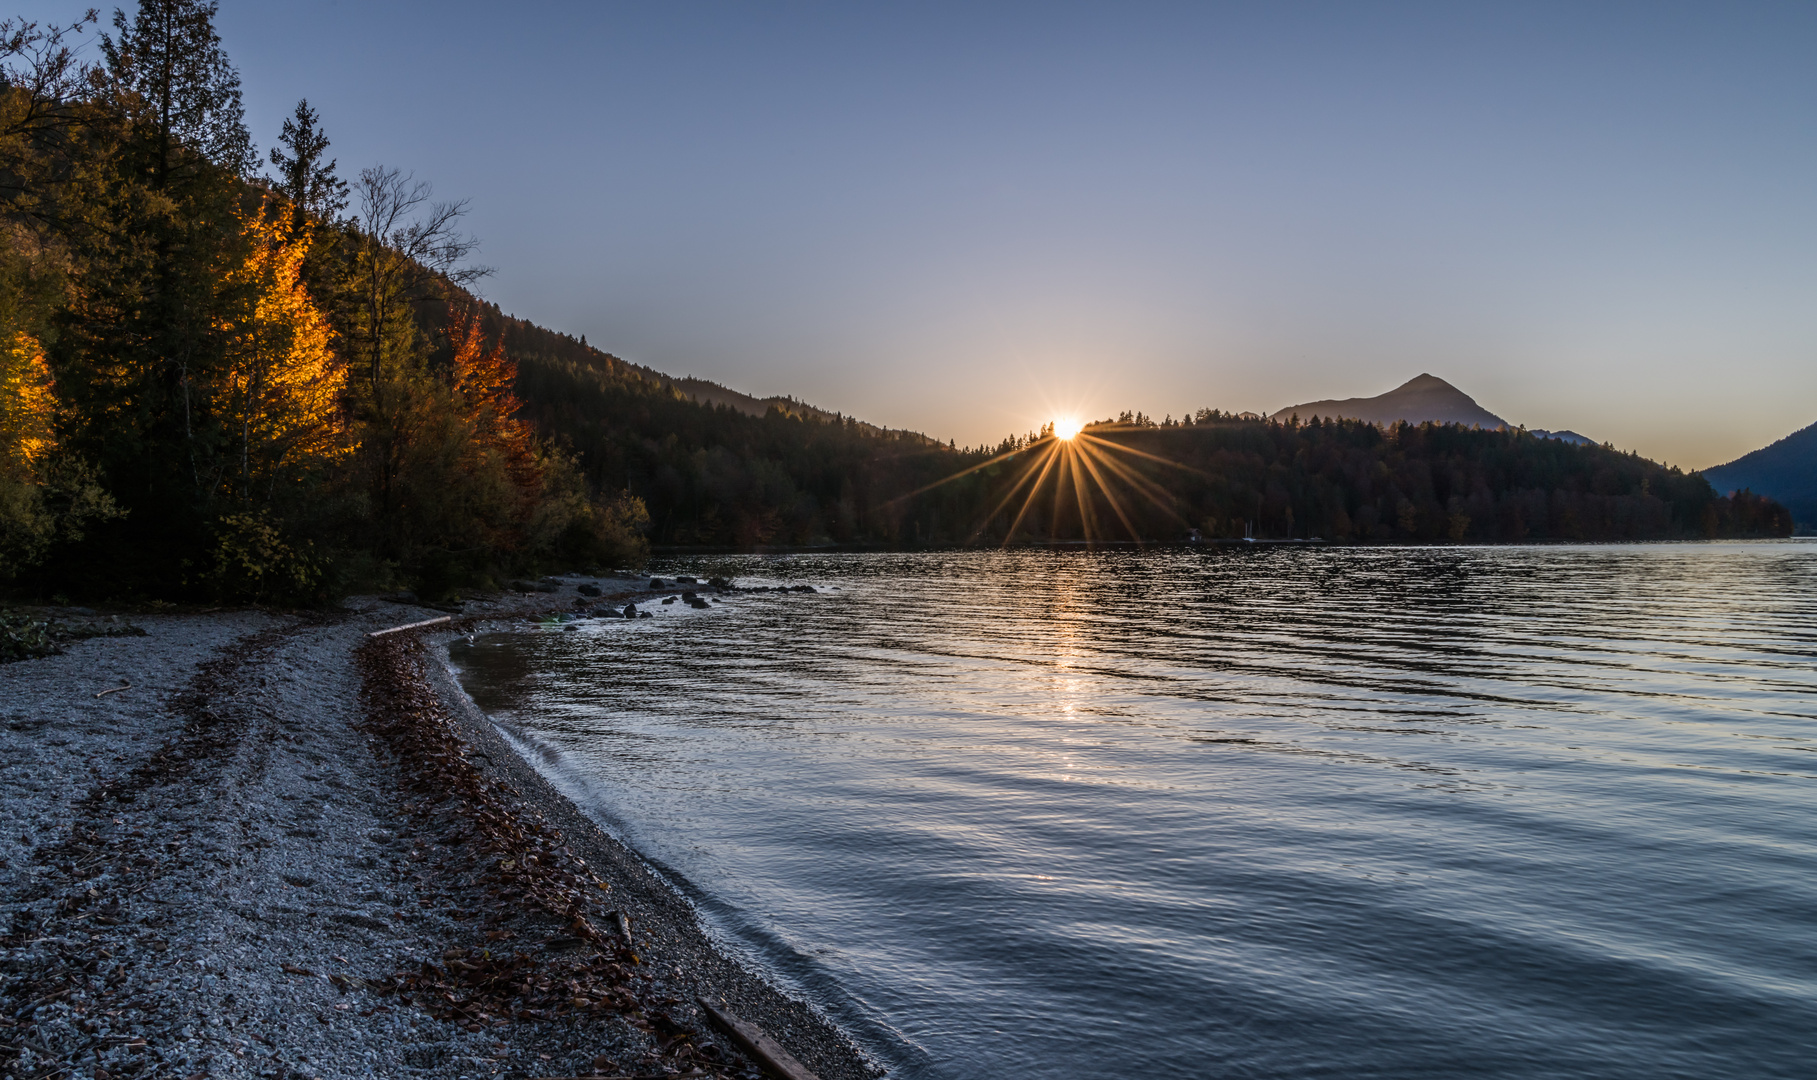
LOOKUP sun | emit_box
[1052,416,1083,441]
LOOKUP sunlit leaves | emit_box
[214,203,348,504]
[0,328,54,476]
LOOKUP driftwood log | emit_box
[698,998,823,1080]
[366,615,453,638]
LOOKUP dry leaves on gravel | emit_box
[356,632,750,1079]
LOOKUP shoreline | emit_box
[421,597,879,1080]
[0,582,877,1080]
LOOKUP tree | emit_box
[0,284,119,581]
[449,303,536,491]
[347,165,486,393]
[213,202,347,508]
[14,0,260,589]
[268,98,345,236]
[0,11,111,237]
[338,166,487,557]
[100,0,253,187]
[0,10,100,146]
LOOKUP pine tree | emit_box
[37,0,259,583]
[100,0,254,187]
[269,99,346,236]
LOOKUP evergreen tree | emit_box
[269,99,346,236]
[100,0,254,186]
[35,0,257,587]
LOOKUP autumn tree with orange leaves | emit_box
[215,205,348,506]
[449,304,541,532]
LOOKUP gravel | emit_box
[1,583,877,1080]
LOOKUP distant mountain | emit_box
[1702,420,1817,528]
[1530,429,1597,446]
[1271,373,1508,429]
[1269,374,1601,444]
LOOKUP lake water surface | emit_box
[451,543,1817,1079]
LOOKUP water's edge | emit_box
[449,545,1817,1080]
[477,711,934,1076]
[424,630,890,1079]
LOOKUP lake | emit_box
[450,543,1817,1079]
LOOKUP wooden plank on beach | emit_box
[366,615,452,638]
[697,998,822,1080]
[534,1073,710,1080]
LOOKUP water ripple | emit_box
[454,542,1817,1079]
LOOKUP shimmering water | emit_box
[451,543,1817,1079]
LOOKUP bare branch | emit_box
[0,10,100,142]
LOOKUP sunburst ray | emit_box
[1069,438,1144,543]
[1078,432,1210,476]
[882,440,1042,507]
[889,417,1208,546]
[965,438,1059,543]
[1076,439,1192,526]
[1005,438,1066,542]
[1066,441,1098,544]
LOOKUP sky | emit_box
[25,1,1817,467]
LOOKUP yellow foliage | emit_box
[205,510,322,602]
[0,329,56,479]
[216,206,348,500]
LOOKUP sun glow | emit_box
[885,405,1206,548]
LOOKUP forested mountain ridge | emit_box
[511,381,1789,548]
[1702,420,1817,529]
[0,4,1789,606]
[487,342,1788,549]
[480,307,935,442]
[996,416,1789,545]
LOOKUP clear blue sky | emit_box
[27,1,1817,466]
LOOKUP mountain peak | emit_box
[1270,374,1507,430]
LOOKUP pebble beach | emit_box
[0,582,873,1080]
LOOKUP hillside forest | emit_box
[0,3,1792,604]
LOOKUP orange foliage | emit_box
[0,329,56,478]
[216,205,348,501]
[448,304,541,506]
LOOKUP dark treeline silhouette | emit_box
[503,344,1792,546]
[926,416,1792,545]
[0,4,1789,606]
